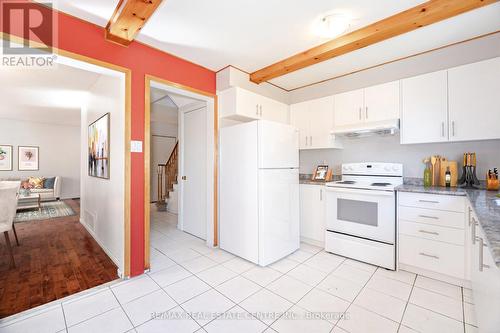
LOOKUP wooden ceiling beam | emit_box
[250,0,498,84]
[105,0,163,46]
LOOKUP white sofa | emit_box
[0,177,61,201]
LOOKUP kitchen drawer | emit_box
[399,234,464,279]
[398,192,465,212]
[399,206,465,229]
[399,220,464,245]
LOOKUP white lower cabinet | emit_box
[299,184,325,245]
[470,211,500,333]
[398,192,467,282]
[399,191,500,332]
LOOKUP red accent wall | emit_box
[1,1,216,276]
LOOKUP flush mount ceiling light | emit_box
[313,13,350,39]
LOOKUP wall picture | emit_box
[88,113,110,179]
[18,146,39,171]
[0,145,13,171]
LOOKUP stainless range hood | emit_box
[333,119,400,138]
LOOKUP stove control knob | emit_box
[384,166,391,171]
[392,166,400,172]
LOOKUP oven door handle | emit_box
[324,186,395,196]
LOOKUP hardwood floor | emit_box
[0,200,118,318]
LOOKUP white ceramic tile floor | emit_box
[1,207,478,333]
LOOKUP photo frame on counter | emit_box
[18,146,39,171]
[0,145,13,171]
[312,165,331,181]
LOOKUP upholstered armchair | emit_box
[0,182,20,268]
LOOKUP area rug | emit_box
[14,201,76,223]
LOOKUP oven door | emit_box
[325,187,395,244]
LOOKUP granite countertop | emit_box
[299,173,338,185]
[396,184,500,268]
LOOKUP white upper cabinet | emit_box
[333,89,364,127]
[290,96,341,150]
[333,81,400,131]
[448,57,500,142]
[218,87,288,124]
[364,81,400,122]
[401,70,448,144]
[290,101,310,149]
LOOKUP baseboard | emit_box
[300,236,324,248]
[79,217,122,274]
[399,263,472,288]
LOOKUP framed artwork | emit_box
[0,145,13,171]
[88,113,110,179]
[18,146,39,171]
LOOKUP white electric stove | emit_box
[324,162,403,270]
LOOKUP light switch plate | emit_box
[131,140,143,153]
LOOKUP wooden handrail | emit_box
[157,141,179,206]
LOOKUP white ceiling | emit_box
[150,88,201,125]
[52,1,500,90]
[0,64,101,126]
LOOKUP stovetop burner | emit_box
[371,182,392,187]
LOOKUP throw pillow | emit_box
[44,177,56,189]
[28,177,45,189]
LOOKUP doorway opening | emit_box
[0,54,128,318]
[145,77,217,272]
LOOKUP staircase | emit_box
[156,141,178,213]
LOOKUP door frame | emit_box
[144,75,218,270]
[0,32,132,277]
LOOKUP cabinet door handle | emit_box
[478,237,490,271]
[320,189,323,201]
[451,121,456,136]
[310,136,313,146]
[472,218,478,244]
[418,215,439,220]
[419,252,439,260]
[259,105,263,117]
[418,200,439,204]
[359,107,362,120]
[441,122,445,137]
[365,106,368,119]
[468,207,472,226]
[256,105,259,115]
[418,229,439,236]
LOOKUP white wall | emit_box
[150,103,178,202]
[300,135,500,180]
[80,74,125,274]
[0,118,80,198]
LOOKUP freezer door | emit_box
[258,168,300,266]
[258,120,299,169]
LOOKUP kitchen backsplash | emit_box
[300,135,500,179]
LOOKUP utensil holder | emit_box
[487,178,499,191]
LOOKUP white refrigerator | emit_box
[220,120,299,266]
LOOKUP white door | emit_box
[308,96,335,149]
[334,89,364,128]
[259,168,299,265]
[182,106,207,239]
[401,71,448,144]
[363,81,400,122]
[448,57,500,142]
[151,135,177,202]
[290,101,310,149]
